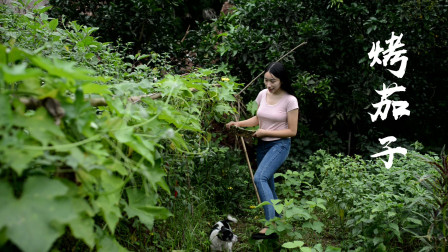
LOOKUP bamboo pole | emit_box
[231,103,261,204]
[237,41,307,96]
[240,135,261,204]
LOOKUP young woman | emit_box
[226,62,299,239]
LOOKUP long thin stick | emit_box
[231,103,261,204]
[180,24,190,43]
[241,136,261,204]
[237,41,307,96]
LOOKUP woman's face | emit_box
[264,71,282,94]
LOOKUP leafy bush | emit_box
[0,3,173,83]
[411,151,448,251]
[264,198,327,251]
[189,0,448,156]
[0,41,241,251]
[0,4,243,251]
[48,0,184,54]
[285,149,435,250]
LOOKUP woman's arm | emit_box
[226,116,259,128]
[253,109,299,138]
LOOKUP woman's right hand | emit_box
[226,121,240,129]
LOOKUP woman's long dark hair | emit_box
[264,62,295,96]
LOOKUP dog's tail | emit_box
[226,215,237,223]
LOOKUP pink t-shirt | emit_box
[256,89,299,141]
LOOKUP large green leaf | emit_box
[183,77,207,91]
[292,207,312,220]
[68,214,95,249]
[214,103,234,115]
[0,227,6,247]
[30,56,104,83]
[302,221,324,233]
[246,100,258,116]
[1,63,43,83]
[0,177,77,252]
[126,135,155,165]
[0,44,7,64]
[66,197,95,249]
[48,18,58,31]
[95,195,122,233]
[158,107,200,132]
[112,126,134,143]
[282,240,304,248]
[7,46,33,64]
[273,201,284,215]
[2,148,43,175]
[96,233,129,252]
[106,159,128,176]
[325,246,342,252]
[0,181,14,206]
[13,108,66,147]
[81,83,112,95]
[124,189,172,230]
[0,95,12,127]
[66,146,95,170]
[142,164,168,192]
[93,171,125,233]
[216,85,236,102]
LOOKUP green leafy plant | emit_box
[0,41,241,250]
[275,169,315,199]
[0,5,247,250]
[255,197,327,251]
[0,44,165,251]
[410,150,448,251]
[299,149,435,250]
[0,4,171,84]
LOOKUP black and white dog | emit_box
[209,215,238,251]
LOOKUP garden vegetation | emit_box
[0,0,447,251]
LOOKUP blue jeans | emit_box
[254,138,291,221]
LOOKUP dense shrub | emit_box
[188,0,448,157]
[274,149,441,250]
[0,4,243,251]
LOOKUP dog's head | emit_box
[217,227,234,242]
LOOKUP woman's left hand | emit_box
[253,129,267,138]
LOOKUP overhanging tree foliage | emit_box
[189,0,448,156]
